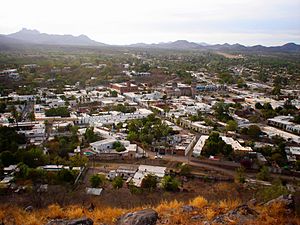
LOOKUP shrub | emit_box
[112,176,123,189]
[90,174,104,188]
[161,175,180,191]
[256,166,270,181]
[141,174,158,190]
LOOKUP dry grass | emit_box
[219,199,241,212]
[189,196,208,208]
[0,195,299,225]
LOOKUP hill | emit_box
[5,28,106,47]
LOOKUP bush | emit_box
[141,174,158,190]
[161,175,180,191]
[45,107,70,117]
[256,166,270,181]
[179,164,191,176]
[112,176,123,189]
[235,167,246,183]
[90,174,104,188]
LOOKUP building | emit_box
[192,135,252,157]
[110,82,138,94]
[179,118,213,134]
[90,139,119,153]
[129,165,167,187]
[268,116,300,135]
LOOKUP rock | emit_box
[181,205,196,212]
[264,194,295,214]
[24,205,33,213]
[212,204,258,225]
[46,217,93,225]
[116,209,158,225]
[191,215,203,220]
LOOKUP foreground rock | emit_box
[46,217,93,225]
[264,194,295,214]
[116,209,158,225]
[211,204,258,225]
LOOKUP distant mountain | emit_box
[5,28,106,47]
[0,28,299,53]
[128,40,300,53]
[128,40,202,50]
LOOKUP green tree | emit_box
[179,164,191,176]
[247,125,261,139]
[0,151,16,167]
[235,167,246,183]
[141,174,158,190]
[90,174,104,188]
[226,120,238,131]
[161,175,180,191]
[113,141,126,152]
[57,169,75,183]
[69,154,88,167]
[112,176,123,189]
[256,166,270,181]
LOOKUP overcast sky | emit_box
[1,0,300,46]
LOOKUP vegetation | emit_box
[141,174,158,190]
[0,127,26,154]
[113,141,126,152]
[127,115,172,145]
[256,166,270,181]
[0,193,297,225]
[45,107,70,117]
[201,132,233,157]
[90,174,105,188]
[112,176,124,189]
[161,175,180,191]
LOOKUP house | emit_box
[4,165,19,176]
[90,139,117,153]
[107,165,138,180]
[129,165,167,187]
[285,147,300,161]
[192,135,252,157]
[110,82,138,94]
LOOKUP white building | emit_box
[130,165,167,187]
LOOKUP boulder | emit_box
[24,205,33,213]
[264,194,295,214]
[181,205,196,212]
[46,217,93,225]
[116,209,158,225]
[212,204,258,224]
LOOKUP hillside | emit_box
[0,194,298,225]
[5,28,106,47]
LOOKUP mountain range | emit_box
[1,28,300,53]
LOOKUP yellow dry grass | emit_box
[0,195,299,225]
[189,196,208,208]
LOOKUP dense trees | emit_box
[226,120,238,132]
[161,175,180,191]
[90,174,105,188]
[213,102,233,122]
[84,127,100,143]
[141,174,158,190]
[0,127,26,153]
[201,132,233,157]
[112,176,123,189]
[113,141,126,152]
[45,107,70,117]
[127,115,172,145]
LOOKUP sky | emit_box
[1,0,300,46]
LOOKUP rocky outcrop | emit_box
[116,209,158,225]
[264,194,295,214]
[46,217,93,225]
[211,204,259,225]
